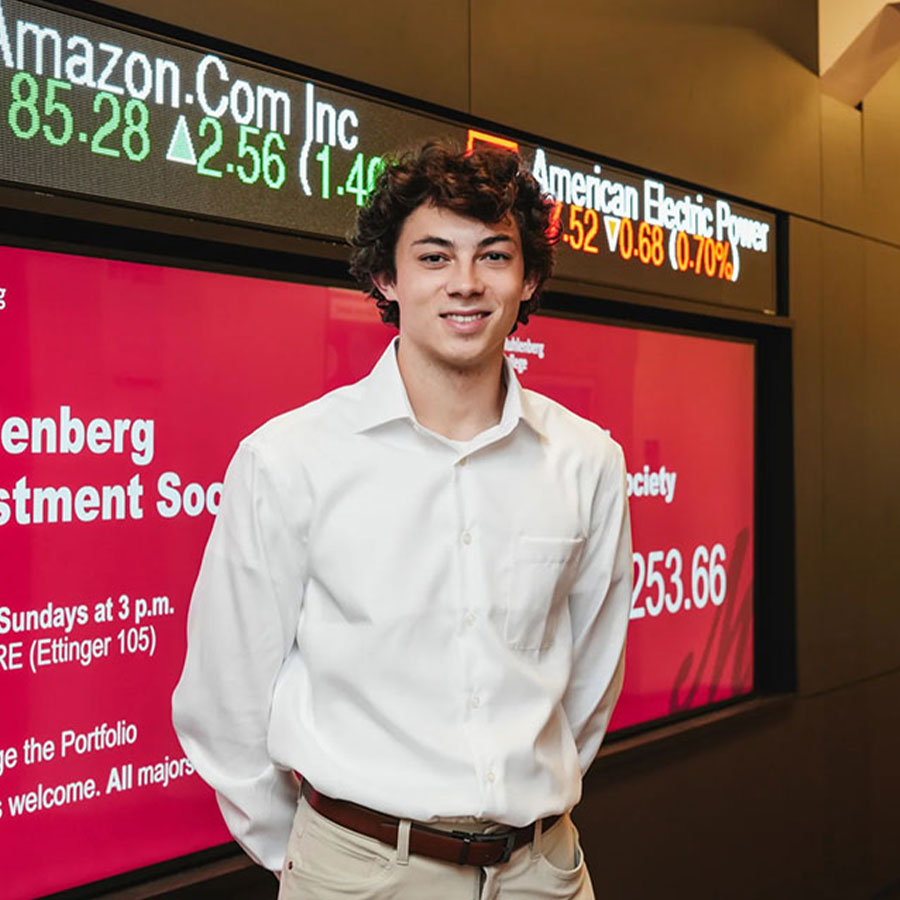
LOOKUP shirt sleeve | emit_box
[171,440,309,872]
[562,442,633,773]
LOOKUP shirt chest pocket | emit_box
[506,536,586,651]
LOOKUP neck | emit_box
[396,341,507,441]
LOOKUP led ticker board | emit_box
[0,0,777,313]
[1,242,754,898]
[0,0,446,236]
[530,146,776,312]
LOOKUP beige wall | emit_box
[100,2,900,897]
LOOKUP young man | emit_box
[172,143,632,900]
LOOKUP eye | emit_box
[483,251,512,262]
[419,253,448,265]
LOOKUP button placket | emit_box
[454,445,491,790]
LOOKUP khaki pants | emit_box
[277,794,596,899]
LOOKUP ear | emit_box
[521,272,539,303]
[372,272,398,302]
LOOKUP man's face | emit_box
[375,203,537,375]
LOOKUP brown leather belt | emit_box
[300,782,560,867]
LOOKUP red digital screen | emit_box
[0,245,753,898]
[503,319,755,731]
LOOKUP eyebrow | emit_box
[410,234,516,249]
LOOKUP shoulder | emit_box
[239,378,366,467]
[522,387,625,469]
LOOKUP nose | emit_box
[446,260,484,298]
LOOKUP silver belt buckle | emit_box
[451,829,517,865]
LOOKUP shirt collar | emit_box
[353,336,547,440]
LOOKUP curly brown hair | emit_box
[348,141,560,329]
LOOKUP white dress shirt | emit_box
[172,337,632,872]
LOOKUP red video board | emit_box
[0,245,753,897]
[504,319,756,730]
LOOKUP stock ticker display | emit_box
[0,0,776,311]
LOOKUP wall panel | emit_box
[581,699,827,899]
[868,669,900,894]
[471,0,821,217]
[862,56,900,246]
[821,94,865,232]
[863,240,900,677]
[819,227,869,691]
[789,216,825,696]
[104,0,470,111]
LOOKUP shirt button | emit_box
[486,771,496,783]
[464,611,477,627]
[461,531,472,545]
[470,694,481,708]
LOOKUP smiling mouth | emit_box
[441,312,491,323]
